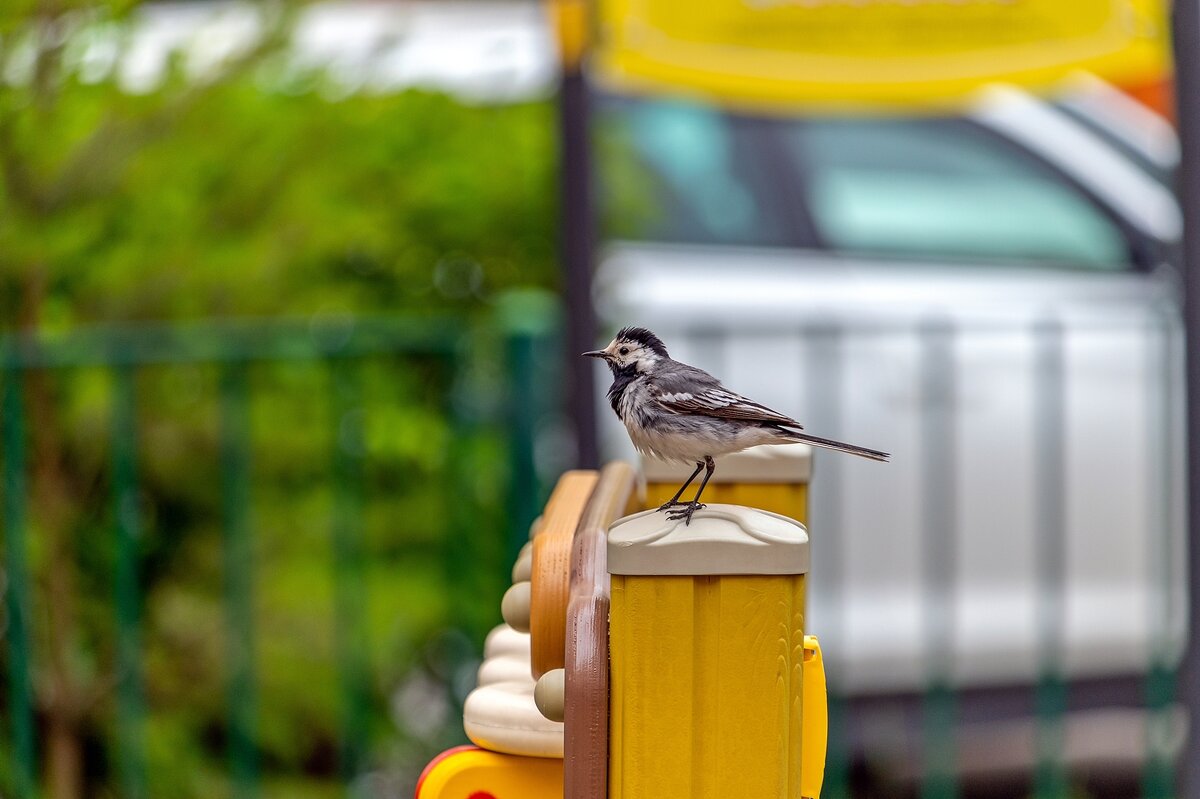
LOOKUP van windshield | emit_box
[598,96,1133,270]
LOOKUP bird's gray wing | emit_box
[649,364,802,429]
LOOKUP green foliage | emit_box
[0,78,558,327]
[0,4,560,797]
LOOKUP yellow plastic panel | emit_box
[644,481,807,526]
[801,636,828,799]
[416,746,563,799]
[593,0,1168,110]
[609,573,807,798]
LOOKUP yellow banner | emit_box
[592,0,1170,109]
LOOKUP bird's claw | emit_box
[665,501,705,526]
[657,499,689,513]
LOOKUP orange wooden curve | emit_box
[529,470,598,679]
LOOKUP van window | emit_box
[783,118,1130,269]
[596,99,796,247]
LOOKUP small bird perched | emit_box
[585,326,889,525]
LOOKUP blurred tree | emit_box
[0,2,559,797]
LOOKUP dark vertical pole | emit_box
[444,343,475,633]
[804,323,851,799]
[919,320,957,799]
[1143,310,1178,799]
[328,358,368,791]
[2,366,36,799]
[556,0,599,468]
[507,329,539,561]
[112,364,147,799]
[1032,319,1067,799]
[220,362,259,799]
[1172,4,1200,797]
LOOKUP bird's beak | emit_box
[582,350,608,360]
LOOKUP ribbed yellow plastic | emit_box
[627,478,825,798]
[609,573,810,798]
[643,481,807,526]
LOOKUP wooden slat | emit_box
[564,462,637,799]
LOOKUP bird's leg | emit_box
[666,456,715,526]
[692,455,716,504]
[658,461,705,512]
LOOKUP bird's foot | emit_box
[657,499,690,513]
[665,501,705,526]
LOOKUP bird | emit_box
[584,326,889,525]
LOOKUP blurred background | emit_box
[0,1,1192,798]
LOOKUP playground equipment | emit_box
[416,445,827,798]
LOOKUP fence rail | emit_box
[0,310,556,798]
[5,303,1183,797]
[0,317,469,368]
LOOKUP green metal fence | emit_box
[7,303,1177,798]
[798,312,1184,799]
[0,308,557,798]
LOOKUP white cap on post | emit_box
[641,442,812,484]
[607,504,809,576]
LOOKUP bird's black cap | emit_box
[614,326,669,357]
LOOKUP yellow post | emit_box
[608,504,821,798]
[641,443,811,523]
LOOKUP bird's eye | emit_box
[619,347,630,356]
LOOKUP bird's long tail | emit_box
[778,430,890,462]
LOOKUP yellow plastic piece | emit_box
[801,636,827,799]
[548,0,589,71]
[592,0,1168,110]
[609,573,810,798]
[644,481,807,526]
[416,746,563,799]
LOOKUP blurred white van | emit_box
[592,81,1187,702]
